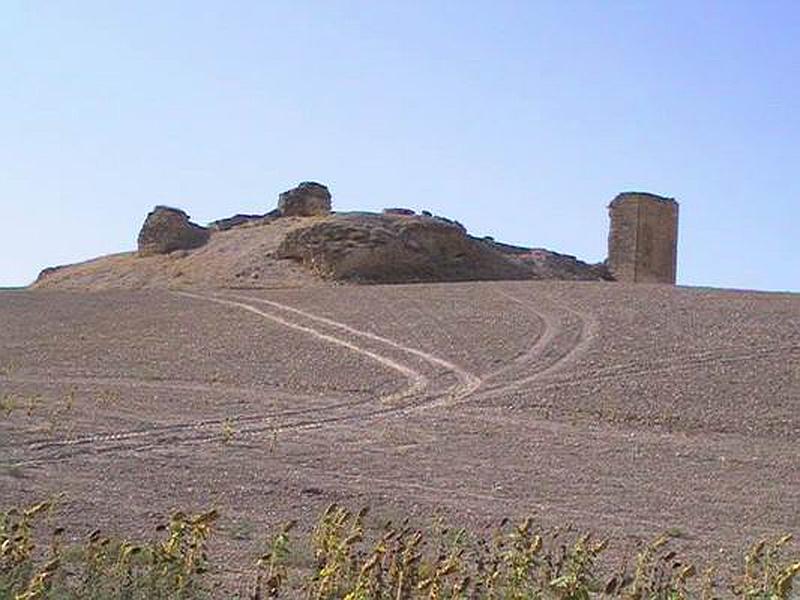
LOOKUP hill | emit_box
[6,182,799,593]
[32,182,609,289]
[2,280,798,592]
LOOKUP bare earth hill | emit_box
[4,183,798,592]
[1,280,798,592]
[32,181,609,289]
[32,212,609,290]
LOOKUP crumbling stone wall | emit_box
[278,182,332,217]
[607,192,679,284]
[137,206,210,256]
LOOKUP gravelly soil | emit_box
[1,280,798,593]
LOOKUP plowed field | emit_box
[1,281,798,584]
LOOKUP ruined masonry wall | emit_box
[608,193,678,284]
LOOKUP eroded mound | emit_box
[32,181,610,289]
[276,213,526,282]
[277,213,608,283]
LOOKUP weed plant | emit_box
[1,500,217,599]
[1,500,798,599]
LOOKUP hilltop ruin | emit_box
[608,192,679,284]
[33,183,679,289]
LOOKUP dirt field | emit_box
[1,280,798,589]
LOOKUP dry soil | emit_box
[1,280,798,591]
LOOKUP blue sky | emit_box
[2,1,798,291]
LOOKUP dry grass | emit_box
[2,500,798,599]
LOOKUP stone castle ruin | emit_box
[607,192,679,284]
[35,182,681,289]
[133,185,681,285]
[134,185,682,285]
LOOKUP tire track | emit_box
[0,378,386,451]
[381,287,577,403]
[465,289,796,401]
[224,292,481,398]
[531,342,800,392]
[0,374,375,396]
[478,296,558,386]
[180,291,431,401]
[5,294,428,462]
[5,291,480,466]
[465,290,598,403]
[390,286,556,388]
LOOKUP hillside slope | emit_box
[33,183,609,289]
[32,215,317,290]
[2,281,798,580]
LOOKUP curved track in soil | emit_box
[2,281,798,579]
[3,291,487,466]
[4,284,795,467]
[469,290,598,401]
[2,287,596,466]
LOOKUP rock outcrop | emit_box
[208,210,280,231]
[277,212,535,283]
[476,239,612,280]
[277,182,332,217]
[137,206,210,256]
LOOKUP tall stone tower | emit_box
[607,192,679,284]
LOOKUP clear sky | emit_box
[2,1,798,291]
